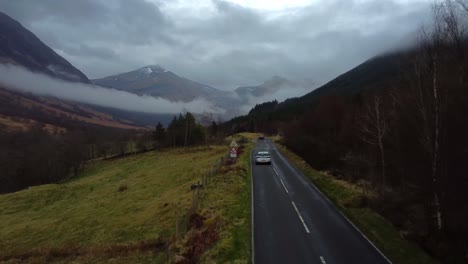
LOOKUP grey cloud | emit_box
[0,64,223,114]
[0,0,108,25]
[0,0,432,92]
[61,44,117,60]
[0,0,170,45]
[239,84,314,114]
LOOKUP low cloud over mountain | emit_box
[0,0,431,90]
[0,64,224,115]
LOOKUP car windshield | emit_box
[257,152,270,157]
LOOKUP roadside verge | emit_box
[274,143,437,264]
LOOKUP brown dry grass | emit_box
[0,240,165,263]
[0,114,67,134]
[0,88,144,130]
[182,223,219,264]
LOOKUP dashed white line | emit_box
[280,179,289,194]
[273,167,279,175]
[291,201,310,233]
[320,256,327,264]
[274,143,392,263]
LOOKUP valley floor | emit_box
[0,136,254,263]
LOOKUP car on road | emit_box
[255,151,271,165]
[258,134,265,140]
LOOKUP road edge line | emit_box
[250,150,255,264]
[273,143,392,264]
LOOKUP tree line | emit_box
[0,126,154,193]
[0,111,215,194]
[153,112,219,148]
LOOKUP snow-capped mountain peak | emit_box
[138,65,166,74]
[143,67,152,74]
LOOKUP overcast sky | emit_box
[0,0,432,90]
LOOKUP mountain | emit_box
[0,11,309,125]
[92,65,228,102]
[0,12,168,131]
[284,52,404,110]
[92,65,249,118]
[0,12,90,83]
[278,52,404,117]
[94,67,314,119]
[225,50,411,129]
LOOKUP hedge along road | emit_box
[251,138,391,264]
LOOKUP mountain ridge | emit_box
[0,11,90,83]
[92,65,228,102]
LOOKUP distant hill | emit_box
[93,67,316,120]
[93,65,229,102]
[93,65,249,118]
[281,52,405,112]
[225,50,411,129]
[0,11,90,83]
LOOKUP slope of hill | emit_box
[93,65,229,102]
[0,12,90,83]
[0,138,253,263]
[0,87,145,131]
[226,51,408,126]
[281,52,404,111]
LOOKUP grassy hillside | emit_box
[0,137,255,263]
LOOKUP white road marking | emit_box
[291,201,310,233]
[274,143,392,263]
[273,167,279,175]
[280,179,289,194]
[320,256,327,264]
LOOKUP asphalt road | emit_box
[252,139,391,264]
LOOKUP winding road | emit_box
[251,139,391,264]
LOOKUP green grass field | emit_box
[0,137,255,263]
[275,144,437,264]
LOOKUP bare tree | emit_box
[360,95,387,198]
[413,2,463,231]
[442,0,466,84]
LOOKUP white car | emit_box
[255,151,271,165]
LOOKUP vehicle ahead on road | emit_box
[258,134,265,140]
[255,151,271,165]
